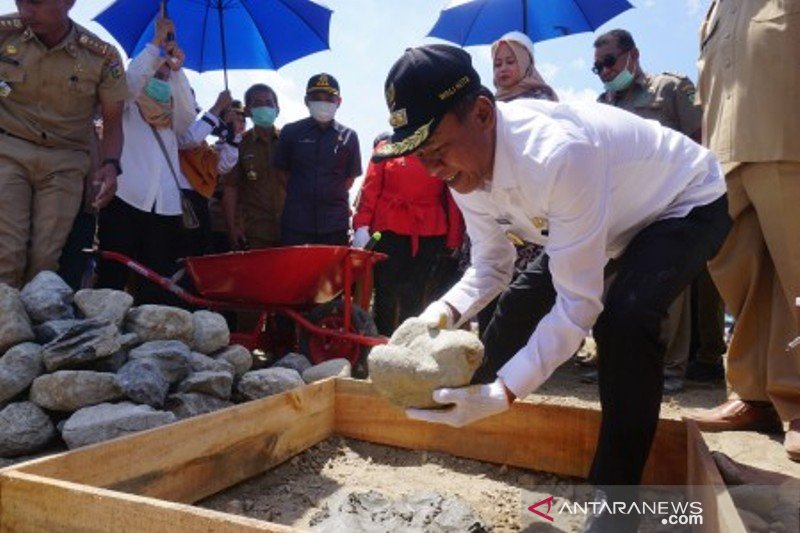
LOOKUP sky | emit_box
[0,0,708,191]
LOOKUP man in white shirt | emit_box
[373,45,730,532]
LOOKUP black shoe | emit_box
[685,360,725,382]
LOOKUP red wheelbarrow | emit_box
[97,246,387,375]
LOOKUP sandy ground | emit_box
[198,436,691,532]
[197,356,794,532]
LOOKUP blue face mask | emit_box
[250,106,278,128]
[603,55,635,93]
[144,77,172,103]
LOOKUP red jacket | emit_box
[353,150,464,255]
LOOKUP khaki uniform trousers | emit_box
[0,133,87,287]
[709,161,800,421]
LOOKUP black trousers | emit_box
[475,196,731,487]
[372,231,446,336]
[96,197,182,305]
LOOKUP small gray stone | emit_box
[165,392,233,420]
[302,358,351,383]
[0,401,56,457]
[30,371,123,411]
[273,352,312,374]
[124,305,193,344]
[237,368,304,400]
[33,318,85,344]
[41,320,121,372]
[368,319,483,408]
[190,311,229,354]
[213,345,252,377]
[188,351,235,376]
[0,284,34,353]
[0,342,43,404]
[116,359,170,407]
[177,371,233,400]
[20,271,74,323]
[74,288,134,327]
[128,340,191,383]
[61,402,176,449]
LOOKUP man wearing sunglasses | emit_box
[591,29,726,395]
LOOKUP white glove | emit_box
[406,379,512,428]
[352,226,371,249]
[418,300,454,329]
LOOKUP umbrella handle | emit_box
[160,1,175,42]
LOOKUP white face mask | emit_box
[308,101,338,122]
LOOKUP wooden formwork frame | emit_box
[0,379,746,532]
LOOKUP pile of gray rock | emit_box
[0,272,352,458]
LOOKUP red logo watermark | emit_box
[528,495,555,521]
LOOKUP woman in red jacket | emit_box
[353,136,463,336]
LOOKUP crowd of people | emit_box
[2,1,798,531]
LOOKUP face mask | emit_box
[603,55,635,93]
[250,106,278,128]
[308,101,338,123]
[144,77,171,103]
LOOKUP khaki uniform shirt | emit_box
[698,0,800,165]
[227,127,285,246]
[598,72,702,137]
[0,17,127,151]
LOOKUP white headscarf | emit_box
[491,31,557,102]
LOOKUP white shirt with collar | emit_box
[444,99,726,399]
[115,43,196,215]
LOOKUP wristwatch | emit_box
[101,158,122,176]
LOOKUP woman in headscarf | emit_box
[467,31,558,334]
[491,31,558,102]
[96,16,196,304]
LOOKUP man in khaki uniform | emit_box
[223,84,285,250]
[691,0,800,461]
[0,0,126,287]
[592,28,726,393]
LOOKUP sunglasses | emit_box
[591,51,629,75]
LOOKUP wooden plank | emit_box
[685,420,747,533]
[334,379,686,485]
[14,379,335,504]
[0,471,298,533]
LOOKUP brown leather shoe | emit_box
[690,400,783,433]
[785,420,800,462]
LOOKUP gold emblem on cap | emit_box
[389,108,408,128]
[375,119,433,157]
[316,74,330,87]
[532,217,546,229]
[5,44,17,55]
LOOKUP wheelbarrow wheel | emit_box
[299,300,378,378]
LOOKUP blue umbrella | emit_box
[428,0,634,46]
[94,0,333,86]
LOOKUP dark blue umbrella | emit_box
[428,0,634,46]
[94,0,333,86]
